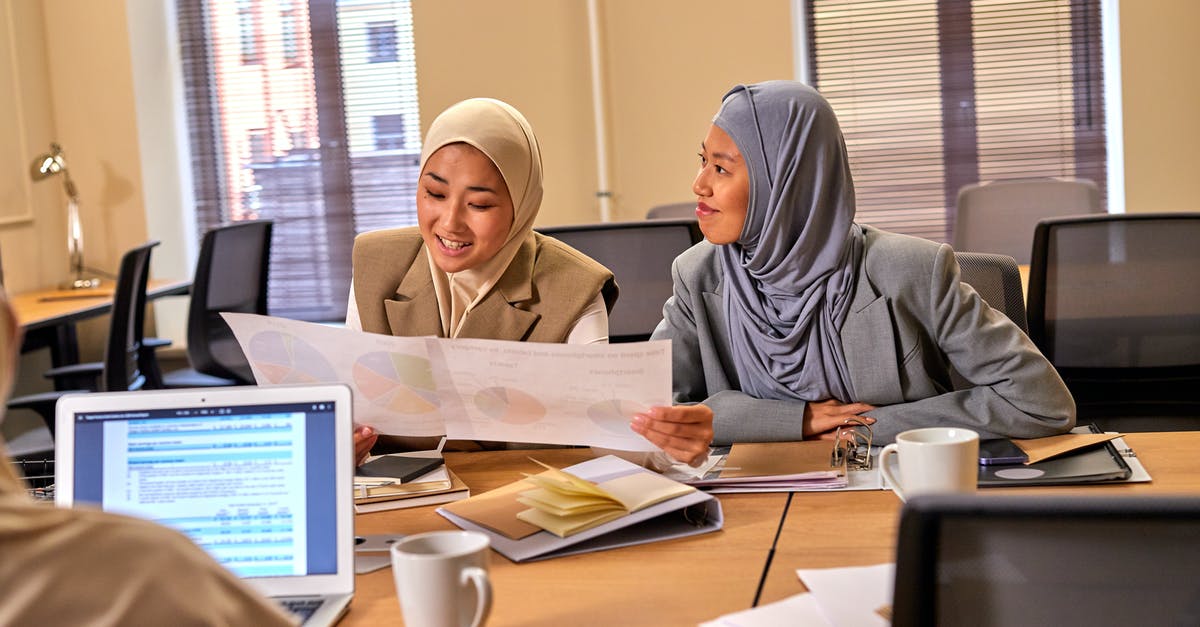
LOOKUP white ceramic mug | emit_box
[391,530,493,627]
[878,427,980,502]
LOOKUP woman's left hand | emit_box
[630,405,714,467]
[353,423,378,466]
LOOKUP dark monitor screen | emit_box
[893,495,1200,627]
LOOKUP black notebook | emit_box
[978,425,1132,487]
[357,454,444,483]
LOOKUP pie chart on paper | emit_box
[351,352,440,415]
[246,331,337,384]
[473,387,546,425]
[587,399,645,435]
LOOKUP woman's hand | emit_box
[353,423,378,466]
[803,399,876,440]
[630,405,714,467]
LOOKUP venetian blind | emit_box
[177,0,423,321]
[806,0,1106,242]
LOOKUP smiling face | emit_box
[417,143,515,273]
[692,124,750,245]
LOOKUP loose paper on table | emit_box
[223,313,668,451]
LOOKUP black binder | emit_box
[978,424,1132,487]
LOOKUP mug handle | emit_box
[878,443,906,502]
[461,566,492,627]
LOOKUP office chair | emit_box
[949,252,1029,391]
[954,252,1028,333]
[893,494,1200,627]
[535,219,702,342]
[953,177,1102,264]
[1027,212,1200,432]
[7,240,160,436]
[156,220,273,387]
[646,202,698,220]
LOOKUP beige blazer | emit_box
[353,227,617,342]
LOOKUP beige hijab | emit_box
[419,98,543,337]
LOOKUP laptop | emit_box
[55,384,355,626]
[892,494,1200,627]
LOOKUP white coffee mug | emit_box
[391,530,493,627]
[878,427,980,502]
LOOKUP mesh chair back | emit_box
[646,202,698,220]
[955,252,1028,333]
[187,221,273,382]
[102,240,159,392]
[1027,213,1200,430]
[953,177,1101,264]
[535,219,702,342]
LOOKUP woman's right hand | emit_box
[630,404,715,467]
[353,423,378,466]
[803,399,876,440]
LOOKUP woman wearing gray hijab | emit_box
[632,80,1074,453]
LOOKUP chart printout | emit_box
[223,313,670,450]
[434,338,667,451]
[223,313,448,435]
[100,413,309,577]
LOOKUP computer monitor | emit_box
[892,494,1200,627]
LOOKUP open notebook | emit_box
[54,384,355,626]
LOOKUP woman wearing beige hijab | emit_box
[347,98,618,458]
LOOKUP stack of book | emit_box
[354,453,470,513]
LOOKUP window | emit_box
[367,21,398,63]
[280,0,301,66]
[804,0,1106,241]
[178,0,422,321]
[372,114,406,150]
[237,0,261,65]
[247,129,270,162]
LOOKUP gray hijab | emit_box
[714,80,864,403]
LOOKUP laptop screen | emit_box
[67,399,339,579]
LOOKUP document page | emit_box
[100,412,309,577]
[435,338,667,451]
[224,313,452,435]
[224,313,670,450]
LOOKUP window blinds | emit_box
[806,0,1106,242]
[177,0,422,321]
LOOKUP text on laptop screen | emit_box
[70,401,339,579]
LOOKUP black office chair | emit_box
[7,241,160,436]
[955,252,1028,333]
[535,219,702,343]
[949,252,1029,391]
[893,494,1200,627]
[1027,212,1200,431]
[156,220,273,387]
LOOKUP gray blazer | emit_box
[651,226,1075,444]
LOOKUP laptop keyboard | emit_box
[279,597,324,623]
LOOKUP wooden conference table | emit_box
[346,432,1199,626]
[11,279,191,367]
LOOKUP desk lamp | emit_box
[30,142,100,289]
